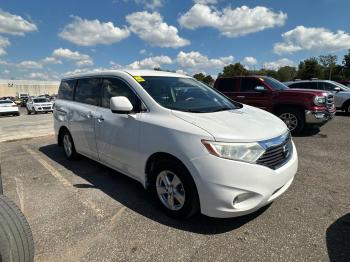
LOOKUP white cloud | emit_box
[41,57,62,65]
[59,16,130,46]
[0,36,10,56]
[126,11,190,48]
[135,0,164,9]
[274,26,350,55]
[175,69,189,76]
[17,60,43,69]
[178,4,287,38]
[0,9,37,36]
[127,55,172,69]
[242,56,257,66]
[3,69,9,74]
[194,0,218,4]
[52,48,93,67]
[28,72,56,80]
[263,58,294,70]
[176,51,234,71]
[139,49,147,55]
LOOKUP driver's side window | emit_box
[323,82,337,91]
[101,77,141,111]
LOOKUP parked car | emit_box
[0,99,20,116]
[26,97,54,114]
[0,167,34,262]
[54,70,298,219]
[336,80,350,87]
[284,79,350,114]
[214,76,335,134]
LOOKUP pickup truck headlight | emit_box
[314,95,326,106]
[201,140,265,163]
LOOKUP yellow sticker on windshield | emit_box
[259,77,265,82]
[134,76,145,82]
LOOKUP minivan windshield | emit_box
[33,98,49,103]
[263,77,289,90]
[139,76,240,113]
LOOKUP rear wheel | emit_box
[0,194,34,262]
[149,159,199,219]
[61,130,78,160]
[26,109,31,115]
[277,107,304,135]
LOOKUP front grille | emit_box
[256,134,293,170]
[43,107,51,110]
[326,94,335,111]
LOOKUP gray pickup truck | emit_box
[284,80,350,114]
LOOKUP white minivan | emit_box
[54,70,298,219]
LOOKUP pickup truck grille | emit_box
[326,94,335,111]
[256,134,293,170]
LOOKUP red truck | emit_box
[214,76,336,134]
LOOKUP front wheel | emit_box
[343,101,350,115]
[150,159,199,219]
[277,107,304,135]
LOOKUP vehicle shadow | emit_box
[39,144,270,235]
[326,213,350,262]
[293,126,321,137]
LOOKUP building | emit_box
[0,79,60,97]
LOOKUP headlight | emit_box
[201,140,265,163]
[314,95,326,106]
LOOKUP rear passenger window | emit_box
[216,78,239,92]
[74,78,100,106]
[58,80,76,100]
[101,78,141,111]
[240,78,262,92]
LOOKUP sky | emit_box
[0,0,350,80]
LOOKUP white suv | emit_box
[26,97,53,114]
[54,70,298,219]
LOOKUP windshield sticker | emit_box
[134,76,145,82]
[259,77,265,82]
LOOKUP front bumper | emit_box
[34,106,53,112]
[305,109,335,125]
[189,142,298,218]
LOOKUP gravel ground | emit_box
[0,113,349,262]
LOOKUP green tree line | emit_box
[193,49,350,85]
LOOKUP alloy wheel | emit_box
[156,170,186,211]
[279,113,298,131]
[63,134,72,157]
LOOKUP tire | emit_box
[277,107,304,135]
[26,109,31,115]
[61,129,78,160]
[0,194,34,262]
[149,159,199,219]
[343,100,350,115]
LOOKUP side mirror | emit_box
[254,86,268,93]
[110,96,133,114]
[334,87,341,92]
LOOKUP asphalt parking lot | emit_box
[0,112,349,262]
[0,107,54,142]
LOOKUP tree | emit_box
[343,49,350,79]
[318,55,337,80]
[193,73,205,82]
[203,75,214,86]
[276,66,297,82]
[221,63,249,77]
[297,58,323,80]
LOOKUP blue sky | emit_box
[0,0,350,80]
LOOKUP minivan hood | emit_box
[172,105,288,142]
